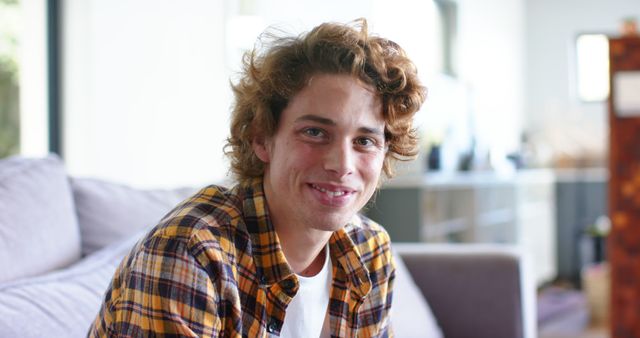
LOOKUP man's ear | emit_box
[252,135,271,163]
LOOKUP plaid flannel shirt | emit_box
[88,178,395,337]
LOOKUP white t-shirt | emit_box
[280,245,332,338]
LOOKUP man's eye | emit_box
[304,128,323,137]
[355,137,375,147]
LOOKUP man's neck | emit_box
[274,223,332,277]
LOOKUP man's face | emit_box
[253,73,386,233]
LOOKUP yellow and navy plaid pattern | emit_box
[88,178,395,337]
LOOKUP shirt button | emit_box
[281,279,295,289]
[267,318,278,333]
[260,275,267,285]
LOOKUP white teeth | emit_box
[312,184,346,197]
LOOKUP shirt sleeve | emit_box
[89,234,222,337]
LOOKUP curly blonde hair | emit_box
[225,19,426,184]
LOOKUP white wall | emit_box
[456,0,526,166]
[525,0,639,164]
[63,0,228,188]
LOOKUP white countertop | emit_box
[381,168,608,189]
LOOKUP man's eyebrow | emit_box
[294,114,336,125]
[295,114,385,136]
[359,126,385,137]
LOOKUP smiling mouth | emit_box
[310,184,352,197]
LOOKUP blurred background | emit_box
[1,0,638,336]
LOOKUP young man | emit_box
[89,19,425,337]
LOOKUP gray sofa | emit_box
[0,155,535,337]
[394,244,536,338]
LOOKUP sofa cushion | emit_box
[391,251,443,338]
[71,177,196,256]
[0,155,81,283]
[0,229,144,338]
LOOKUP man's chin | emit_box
[308,213,355,232]
[313,223,345,232]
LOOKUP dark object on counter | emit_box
[507,153,523,169]
[428,144,441,171]
[458,150,474,171]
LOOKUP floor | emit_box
[537,286,609,338]
[539,327,608,338]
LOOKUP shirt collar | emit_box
[240,178,294,285]
[329,220,373,300]
[239,177,371,298]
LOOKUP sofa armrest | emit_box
[394,243,536,338]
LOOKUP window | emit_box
[0,0,20,158]
[576,33,610,102]
[0,0,49,158]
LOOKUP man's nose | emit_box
[324,140,355,178]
